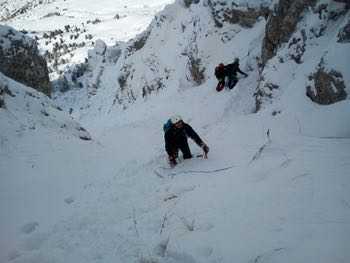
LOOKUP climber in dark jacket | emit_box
[164,115,209,167]
[224,58,248,89]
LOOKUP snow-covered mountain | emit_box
[1,0,175,79]
[0,25,52,96]
[1,0,350,263]
[52,0,270,123]
[50,0,350,134]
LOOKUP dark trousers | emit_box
[173,139,192,159]
[216,79,225,92]
[227,75,238,89]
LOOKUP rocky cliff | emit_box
[261,0,317,65]
[0,25,51,96]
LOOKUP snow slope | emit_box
[1,0,350,263]
[52,0,350,137]
[0,72,94,258]
[2,72,350,262]
[52,0,268,127]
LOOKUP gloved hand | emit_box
[201,142,209,157]
[244,73,248,78]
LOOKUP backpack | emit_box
[163,119,173,133]
[215,63,225,80]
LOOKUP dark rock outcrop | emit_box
[0,80,15,109]
[127,29,151,54]
[261,0,317,65]
[208,0,269,28]
[333,0,350,4]
[254,81,279,113]
[0,25,51,96]
[0,85,5,108]
[338,20,350,43]
[306,68,347,105]
[183,0,200,8]
[288,29,307,64]
[222,8,270,28]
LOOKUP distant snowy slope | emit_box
[2,0,175,78]
[0,0,54,21]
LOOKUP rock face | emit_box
[0,25,51,96]
[222,8,269,28]
[208,0,269,28]
[183,0,200,8]
[306,68,347,105]
[338,20,350,43]
[261,0,316,64]
[0,85,5,108]
[333,0,350,4]
[0,0,52,21]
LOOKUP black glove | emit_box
[201,143,209,154]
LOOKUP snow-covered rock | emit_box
[255,0,350,111]
[0,72,90,141]
[0,0,53,21]
[207,0,270,28]
[51,0,269,117]
[261,0,317,64]
[0,25,51,96]
[338,18,350,42]
[306,67,347,104]
[1,0,175,78]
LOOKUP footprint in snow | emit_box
[64,196,75,204]
[19,232,48,251]
[197,222,214,232]
[20,221,39,234]
[7,249,21,261]
[196,246,214,258]
[167,250,197,263]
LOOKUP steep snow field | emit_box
[1,71,350,262]
[1,0,350,263]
